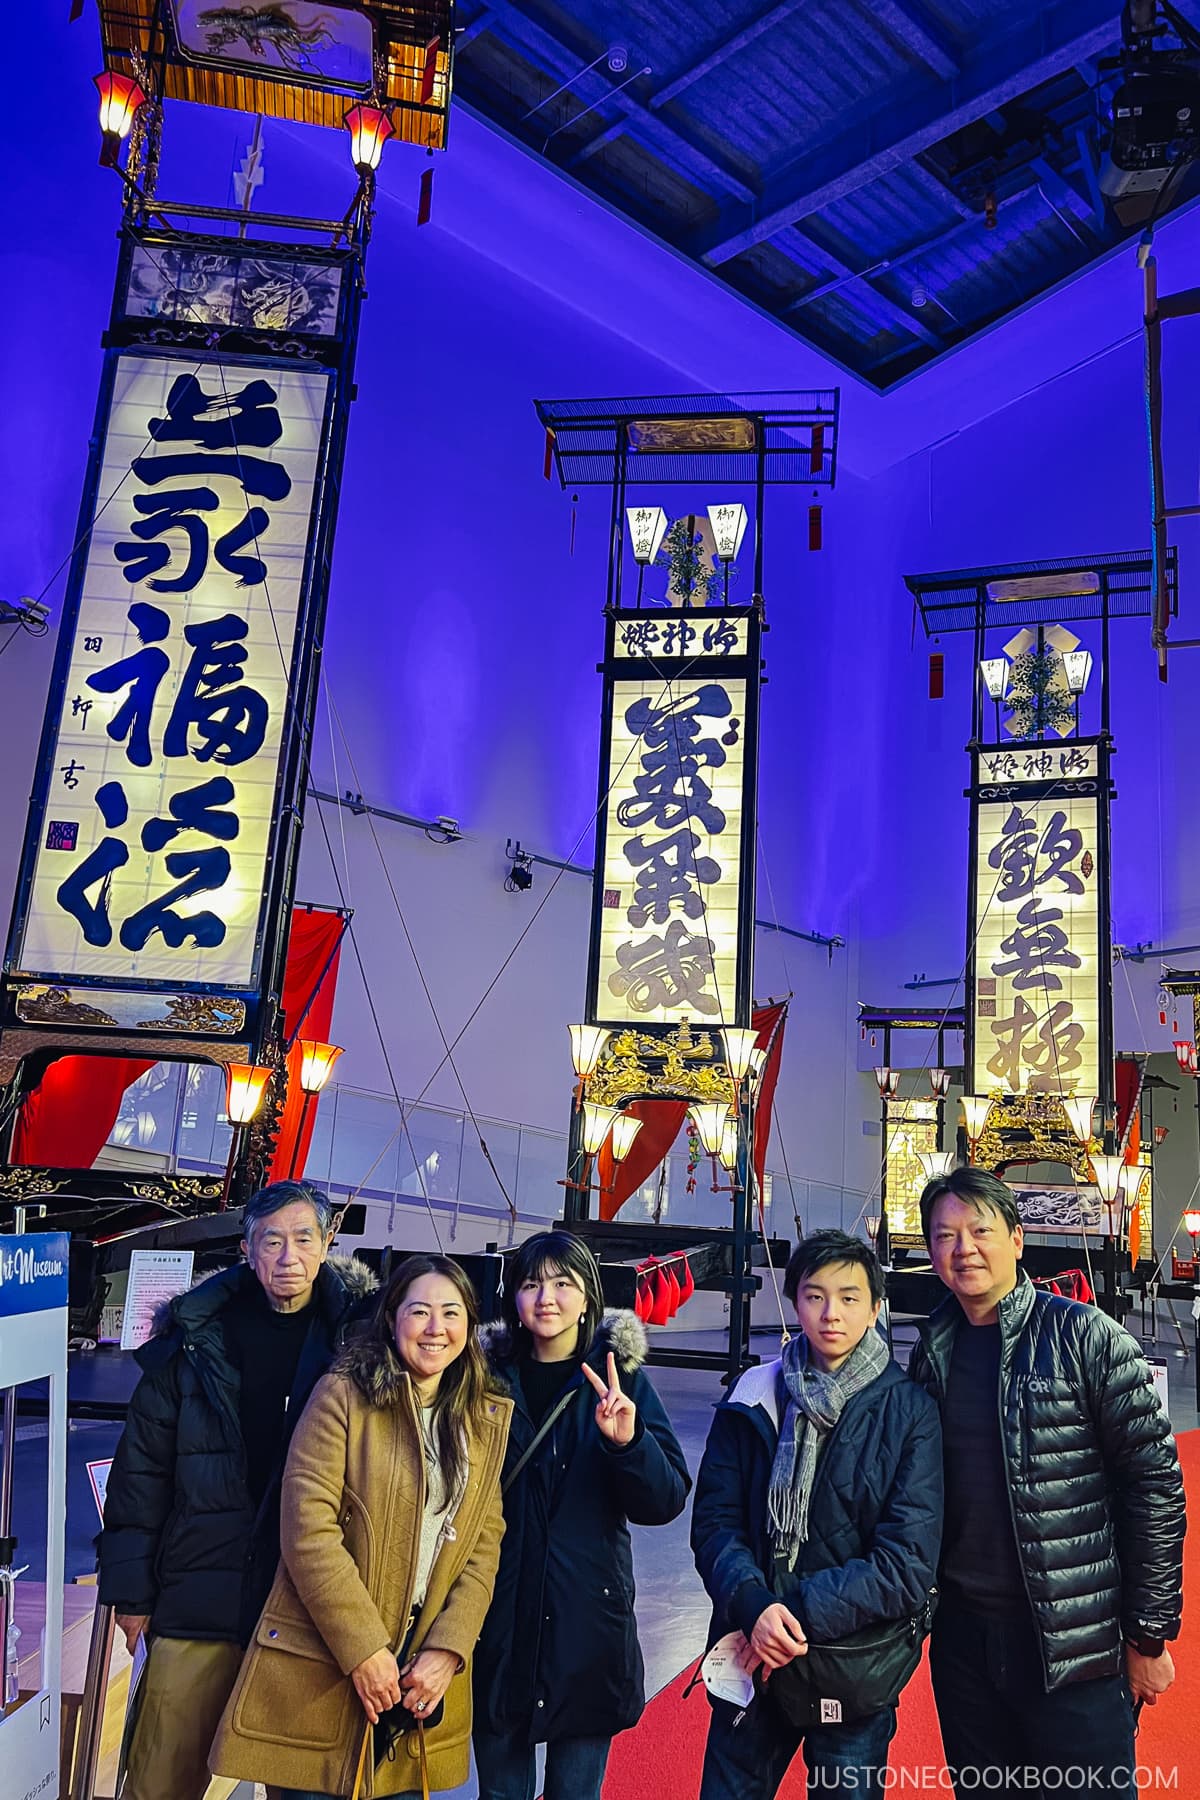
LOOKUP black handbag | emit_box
[764,1587,938,1730]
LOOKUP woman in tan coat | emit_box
[210,1253,512,1799]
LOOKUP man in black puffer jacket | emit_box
[692,1230,942,1800]
[97,1180,376,1800]
[910,1166,1185,1797]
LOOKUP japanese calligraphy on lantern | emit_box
[613,612,749,659]
[15,352,330,988]
[592,665,749,1027]
[972,789,1102,1097]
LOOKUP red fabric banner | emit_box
[267,907,345,1183]
[11,1053,156,1169]
[11,906,344,1178]
[595,1002,789,1223]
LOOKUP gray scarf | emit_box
[767,1326,890,1569]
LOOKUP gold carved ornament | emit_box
[973,1090,1094,1180]
[585,1021,740,1107]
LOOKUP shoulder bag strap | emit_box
[502,1383,578,1495]
[349,1718,372,1800]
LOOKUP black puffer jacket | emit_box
[473,1309,691,1744]
[98,1252,377,1643]
[909,1271,1185,1691]
[692,1353,942,1657]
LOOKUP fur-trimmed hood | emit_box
[479,1305,647,1383]
[332,1333,418,1409]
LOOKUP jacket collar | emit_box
[481,1306,647,1385]
[139,1252,376,1369]
[919,1265,1037,1379]
[723,1344,902,1446]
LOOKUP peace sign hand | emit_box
[582,1352,637,1446]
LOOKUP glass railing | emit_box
[109,1064,873,1247]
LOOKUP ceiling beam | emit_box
[772,229,946,349]
[872,0,960,81]
[475,0,758,204]
[648,2,805,111]
[904,154,975,218]
[691,1,1123,266]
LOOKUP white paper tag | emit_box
[820,1697,843,1723]
[700,1630,756,1708]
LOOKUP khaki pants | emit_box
[123,1636,244,1800]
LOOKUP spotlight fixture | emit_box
[607,44,630,72]
[504,842,534,892]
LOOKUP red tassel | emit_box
[929,652,944,699]
[809,425,824,476]
[635,1274,651,1321]
[807,504,822,551]
[664,1265,681,1318]
[417,167,433,226]
[420,35,440,104]
[679,1255,695,1303]
[543,426,556,482]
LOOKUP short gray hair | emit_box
[243,1180,335,1241]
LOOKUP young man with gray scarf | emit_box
[692,1229,942,1799]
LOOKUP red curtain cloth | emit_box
[11,906,344,1176]
[596,1002,789,1223]
[11,1053,156,1168]
[597,1099,689,1222]
[266,907,345,1184]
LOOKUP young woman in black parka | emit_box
[472,1229,691,1800]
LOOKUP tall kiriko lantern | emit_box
[0,4,453,1221]
[536,391,839,1380]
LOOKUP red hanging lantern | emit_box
[94,69,146,165]
[343,103,395,174]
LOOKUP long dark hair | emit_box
[369,1254,494,1493]
[501,1230,605,1359]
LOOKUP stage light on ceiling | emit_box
[504,843,534,892]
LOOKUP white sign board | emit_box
[120,1249,194,1351]
[15,352,330,990]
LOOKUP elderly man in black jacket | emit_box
[692,1229,942,1800]
[910,1166,1185,1797]
[97,1179,376,1800]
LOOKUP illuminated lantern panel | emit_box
[298,1041,344,1095]
[225,1062,272,1126]
[343,103,395,174]
[972,792,1101,1097]
[95,70,146,141]
[706,503,748,562]
[625,506,668,565]
[885,1098,938,1240]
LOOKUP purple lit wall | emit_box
[7,7,1200,1231]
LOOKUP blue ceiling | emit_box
[453,1,1200,389]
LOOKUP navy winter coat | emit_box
[98,1253,377,1643]
[473,1309,691,1744]
[910,1271,1185,1691]
[691,1351,942,1654]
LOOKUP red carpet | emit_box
[599,1429,1200,1797]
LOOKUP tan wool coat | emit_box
[209,1339,512,1797]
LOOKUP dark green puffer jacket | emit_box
[909,1270,1185,1691]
